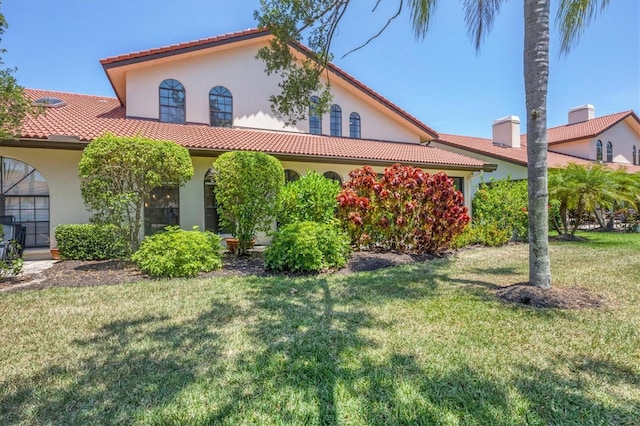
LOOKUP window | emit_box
[159,79,185,124]
[451,177,465,202]
[33,97,66,108]
[209,86,233,127]
[284,169,301,182]
[606,141,613,162]
[633,145,637,165]
[309,96,322,135]
[323,171,342,185]
[144,184,179,235]
[330,104,342,136]
[1,157,50,248]
[349,112,361,138]
[204,169,222,233]
[596,140,603,161]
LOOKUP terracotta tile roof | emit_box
[437,132,640,172]
[99,28,438,139]
[18,89,486,170]
[100,28,269,66]
[547,111,640,145]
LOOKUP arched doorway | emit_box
[0,157,50,248]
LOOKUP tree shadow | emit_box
[0,302,234,424]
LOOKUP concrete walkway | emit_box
[22,260,58,275]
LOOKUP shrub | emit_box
[55,224,131,260]
[132,226,223,278]
[213,151,284,255]
[472,177,528,241]
[337,164,470,254]
[451,223,511,249]
[265,221,351,272]
[0,235,23,281]
[277,171,341,226]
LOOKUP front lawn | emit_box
[1,232,639,424]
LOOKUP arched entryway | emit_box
[0,157,50,248]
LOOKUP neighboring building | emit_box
[0,29,493,252]
[433,105,640,201]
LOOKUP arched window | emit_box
[606,141,613,162]
[349,112,361,138]
[204,168,222,233]
[596,140,603,161]
[330,104,342,136]
[159,79,185,124]
[284,169,301,182]
[209,86,233,127]
[323,171,342,185]
[1,157,50,248]
[309,96,322,135]
[633,145,637,165]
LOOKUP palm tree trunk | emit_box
[524,0,551,289]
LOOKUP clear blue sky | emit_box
[3,0,639,138]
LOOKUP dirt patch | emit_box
[495,283,604,309]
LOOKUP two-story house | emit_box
[0,28,494,253]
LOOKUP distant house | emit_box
[433,105,640,200]
[0,28,492,253]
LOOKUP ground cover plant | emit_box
[1,232,638,424]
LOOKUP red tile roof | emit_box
[18,89,487,171]
[438,130,640,173]
[547,111,639,145]
[99,28,439,139]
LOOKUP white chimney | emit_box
[492,116,521,148]
[568,104,595,124]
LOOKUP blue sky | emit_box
[3,0,638,138]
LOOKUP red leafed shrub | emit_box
[336,164,470,254]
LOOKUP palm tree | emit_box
[257,0,611,289]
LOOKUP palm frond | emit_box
[462,0,506,51]
[408,0,438,40]
[556,0,610,55]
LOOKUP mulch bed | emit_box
[2,250,604,310]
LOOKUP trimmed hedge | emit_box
[265,221,351,273]
[277,171,341,226]
[132,226,223,278]
[55,224,130,260]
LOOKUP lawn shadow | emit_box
[0,302,235,425]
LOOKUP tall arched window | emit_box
[159,79,185,124]
[606,141,613,162]
[330,104,342,136]
[209,86,233,127]
[349,112,361,138]
[596,140,603,161]
[323,171,342,185]
[1,157,50,248]
[309,96,322,135]
[204,168,221,233]
[633,145,637,165]
[284,169,301,182]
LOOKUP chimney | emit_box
[568,104,595,124]
[492,116,521,148]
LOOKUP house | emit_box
[0,28,494,254]
[433,105,640,201]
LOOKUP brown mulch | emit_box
[495,283,604,309]
[2,251,605,310]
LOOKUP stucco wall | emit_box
[124,40,420,143]
[551,119,640,164]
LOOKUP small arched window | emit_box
[209,86,233,127]
[309,96,322,135]
[284,169,301,182]
[606,141,613,162]
[349,112,361,139]
[323,171,342,185]
[159,79,185,124]
[596,140,603,162]
[330,104,342,136]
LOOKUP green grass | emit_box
[1,232,639,425]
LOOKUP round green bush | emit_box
[265,221,351,273]
[277,171,340,226]
[132,226,224,278]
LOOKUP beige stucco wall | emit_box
[0,147,475,249]
[551,119,640,164]
[124,40,421,143]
